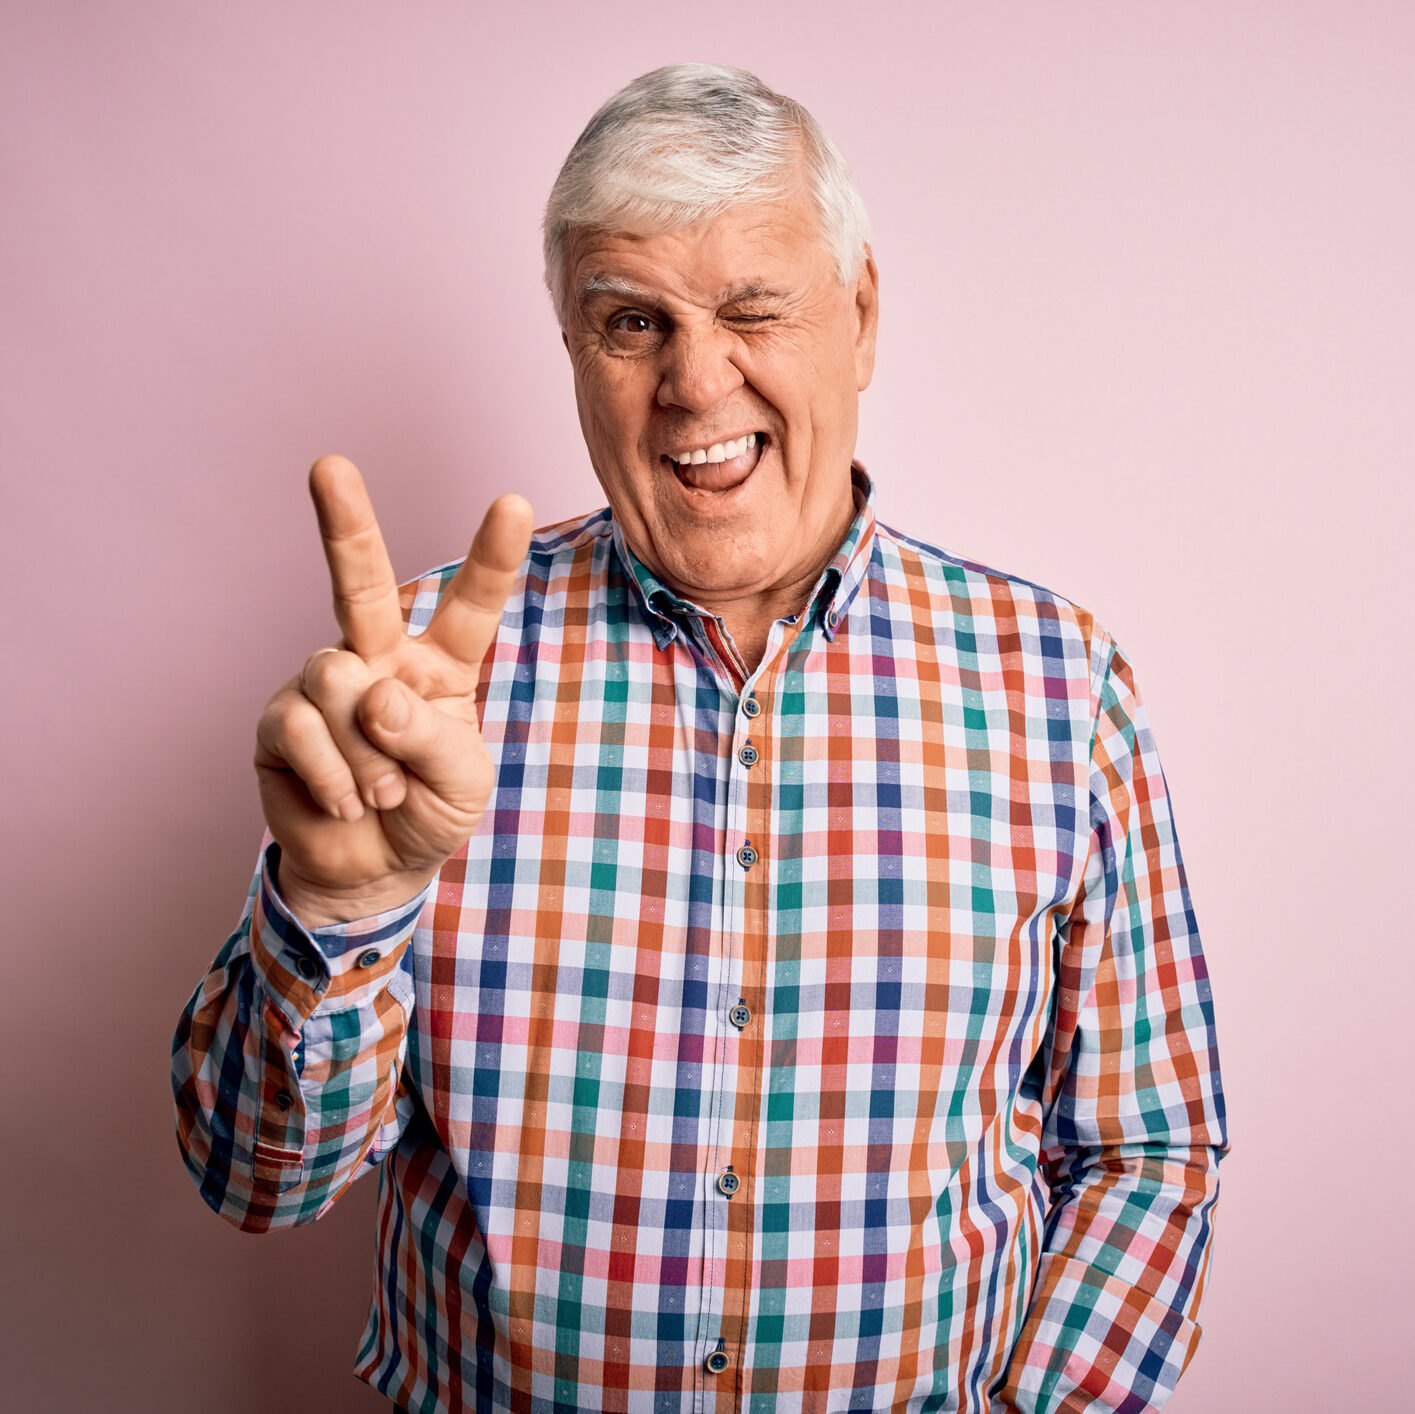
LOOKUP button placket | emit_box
[703,680,754,1371]
[718,673,775,1400]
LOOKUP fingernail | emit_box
[380,683,409,731]
[372,774,404,811]
[335,793,363,822]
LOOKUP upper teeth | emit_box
[674,432,757,466]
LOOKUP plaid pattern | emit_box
[173,470,1225,1412]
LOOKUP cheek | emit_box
[757,338,844,428]
[582,365,650,449]
[803,343,858,441]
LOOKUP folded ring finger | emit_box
[298,647,407,810]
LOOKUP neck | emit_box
[717,589,810,675]
[709,505,861,674]
[638,469,863,676]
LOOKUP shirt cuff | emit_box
[249,842,428,1030]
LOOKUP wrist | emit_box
[271,854,435,930]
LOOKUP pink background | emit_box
[4,3,1411,1409]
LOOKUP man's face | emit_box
[562,175,878,616]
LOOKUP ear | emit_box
[853,246,879,392]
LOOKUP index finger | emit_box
[308,455,405,659]
[422,494,534,670]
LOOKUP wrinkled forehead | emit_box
[564,195,836,315]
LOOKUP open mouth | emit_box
[662,431,768,493]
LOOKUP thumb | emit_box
[358,678,482,803]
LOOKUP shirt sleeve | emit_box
[170,839,429,1232]
[994,635,1228,1413]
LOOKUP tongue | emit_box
[676,440,763,491]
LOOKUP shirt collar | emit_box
[611,462,878,648]
[810,462,877,642]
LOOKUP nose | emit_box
[655,321,744,412]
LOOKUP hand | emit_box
[254,455,534,928]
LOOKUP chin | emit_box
[662,546,768,597]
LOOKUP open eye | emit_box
[610,312,659,335]
[602,308,668,353]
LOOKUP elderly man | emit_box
[173,64,1224,1414]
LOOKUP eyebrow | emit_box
[576,276,793,309]
[717,281,792,304]
[578,276,657,308]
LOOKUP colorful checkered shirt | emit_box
[173,470,1225,1413]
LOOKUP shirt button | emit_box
[729,1002,751,1029]
[704,1339,730,1375]
[826,608,839,629]
[736,844,758,869]
[738,742,759,767]
[742,695,761,718]
[717,1168,740,1197]
[356,948,381,969]
[295,956,320,982]
[274,1089,294,1111]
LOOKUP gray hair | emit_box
[543,64,872,326]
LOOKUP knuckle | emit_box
[284,702,332,753]
[308,690,396,778]
[300,646,360,698]
[258,701,354,804]
[291,750,353,805]
[255,698,282,739]
[333,577,394,609]
[257,690,303,747]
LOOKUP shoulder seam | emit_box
[876,519,1085,616]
